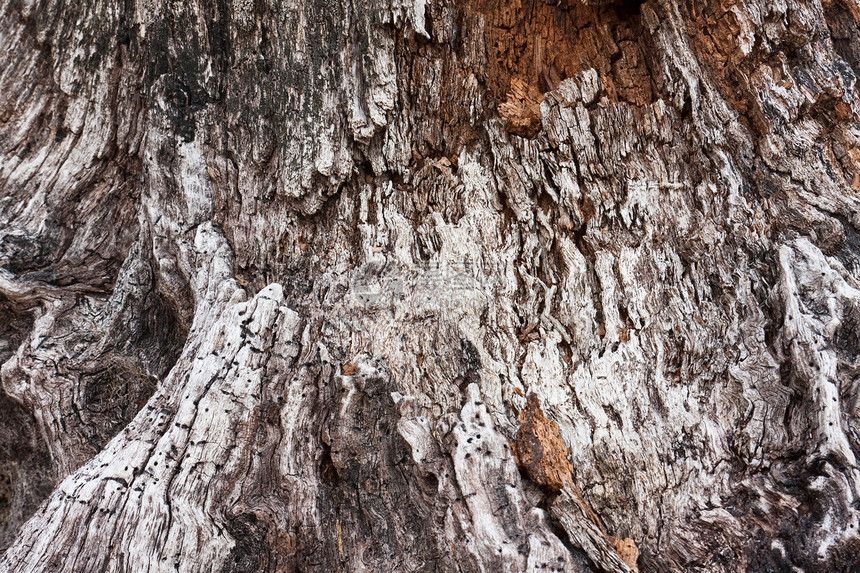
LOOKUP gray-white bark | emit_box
[2,0,860,571]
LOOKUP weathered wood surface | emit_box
[1,0,860,571]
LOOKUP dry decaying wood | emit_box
[513,392,639,572]
[1,0,860,571]
[512,392,574,493]
[499,79,545,138]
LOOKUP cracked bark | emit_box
[2,0,860,571]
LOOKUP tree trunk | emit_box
[2,0,860,570]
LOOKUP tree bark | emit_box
[2,0,860,571]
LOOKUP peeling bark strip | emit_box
[2,0,860,570]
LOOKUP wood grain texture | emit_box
[1,0,860,571]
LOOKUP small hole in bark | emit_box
[319,443,338,486]
[424,472,439,492]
